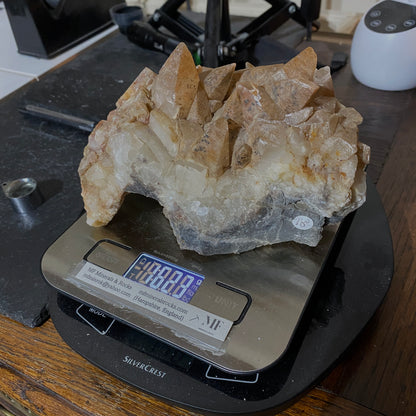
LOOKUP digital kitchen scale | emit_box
[41,180,393,414]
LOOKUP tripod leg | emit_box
[221,0,231,43]
[158,0,187,14]
[149,0,203,44]
[204,0,222,67]
[300,0,321,40]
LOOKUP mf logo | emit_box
[204,315,224,331]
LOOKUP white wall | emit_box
[320,0,378,13]
[314,0,379,33]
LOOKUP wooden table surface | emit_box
[1,36,416,416]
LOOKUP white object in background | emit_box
[0,70,33,101]
[351,0,416,91]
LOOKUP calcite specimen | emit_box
[79,43,370,255]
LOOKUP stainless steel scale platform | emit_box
[41,180,393,414]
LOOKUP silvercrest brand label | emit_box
[122,355,167,378]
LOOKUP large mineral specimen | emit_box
[78,43,370,255]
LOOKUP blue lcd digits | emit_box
[123,253,204,303]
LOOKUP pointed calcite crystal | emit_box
[79,44,370,255]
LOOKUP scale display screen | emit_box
[123,253,205,304]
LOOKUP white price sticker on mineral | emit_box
[73,262,233,342]
[292,215,314,230]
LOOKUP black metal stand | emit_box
[145,0,321,67]
[114,0,321,67]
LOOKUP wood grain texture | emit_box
[0,405,19,416]
[321,90,416,416]
[280,390,385,416]
[0,318,200,416]
[0,315,385,416]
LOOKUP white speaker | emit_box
[351,0,416,91]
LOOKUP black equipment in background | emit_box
[113,0,321,67]
[3,0,120,58]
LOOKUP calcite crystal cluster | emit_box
[79,44,370,255]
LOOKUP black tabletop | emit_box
[0,33,167,326]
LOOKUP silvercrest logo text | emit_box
[122,355,167,378]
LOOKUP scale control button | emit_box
[85,240,137,275]
[191,281,251,323]
[205,365,259,384]
[76,304,115,335]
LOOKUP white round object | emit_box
[351,0,416,91]
[292,216,314,231]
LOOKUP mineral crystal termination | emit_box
[79,43,370,255]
